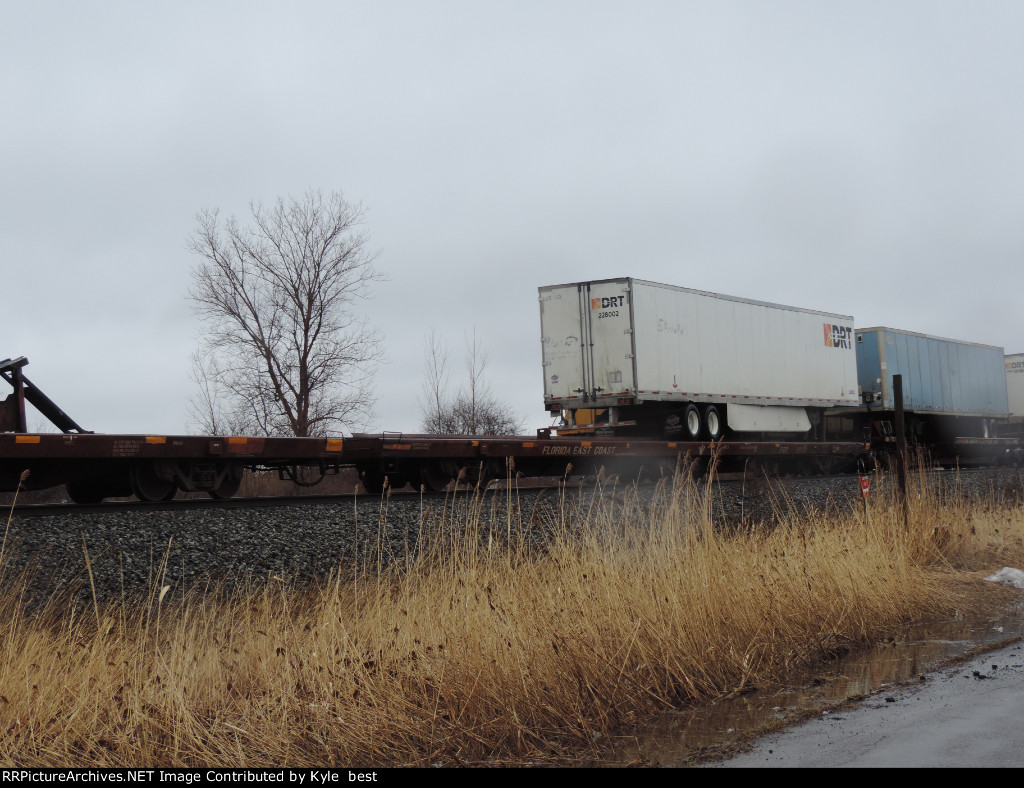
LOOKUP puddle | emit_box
[595,602,1024,766]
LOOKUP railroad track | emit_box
[9,465,1017,519]
[4,487,492,518]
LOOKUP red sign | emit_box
[859,475,870,498]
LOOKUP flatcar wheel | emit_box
[420,464,452,492]
[130,463,177,502]
[360,467,386,495]
[688,456,708,480]
[683,404,702,440]
[209,472,242,500]
[66,480,105,505]
[703,405,723,441]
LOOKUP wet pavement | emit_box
[708,636,1024,768]
[599,599,1024,767]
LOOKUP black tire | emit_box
[683,404,701,440]
[704,405,724,441]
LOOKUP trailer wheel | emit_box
[703,405,724,441]
[683,404,701,440]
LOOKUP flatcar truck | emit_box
[539,278,859,440]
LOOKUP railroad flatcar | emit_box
[1,273,1020,502]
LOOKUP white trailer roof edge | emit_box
[538,278,853,322]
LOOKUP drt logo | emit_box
[824,323,853,349]
[591,296,625,309]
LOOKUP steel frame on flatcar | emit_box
[0,428,871,502]
[0,432,378,502]
[352,431,869,492]
[4,355,1022,503]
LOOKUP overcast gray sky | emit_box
[4,1,1023,435]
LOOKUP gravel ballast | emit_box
[3,468,1022,609]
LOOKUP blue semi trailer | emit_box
[828,327,1010,451]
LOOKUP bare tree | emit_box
[419,327,525,435]
[186,350,265,436]
[188,190,384,436]
[419,327,456,434]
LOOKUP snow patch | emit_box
[984,567,1024,589]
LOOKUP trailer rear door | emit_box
[539,280,636,407]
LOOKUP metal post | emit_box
[859,473,871,525]
[893,374,908,527]
[10,366,27,433]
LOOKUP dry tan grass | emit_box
[0,465,1022,767]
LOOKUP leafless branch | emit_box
[418,326,525,436]
[187,190,384,436]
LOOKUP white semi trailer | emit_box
[538,278,859,439]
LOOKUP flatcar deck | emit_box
[0,428,871,501]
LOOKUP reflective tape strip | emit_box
[15,435,40,444]
[145,436,166,444]
[325,439,344,452]
[228,437,247,445]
